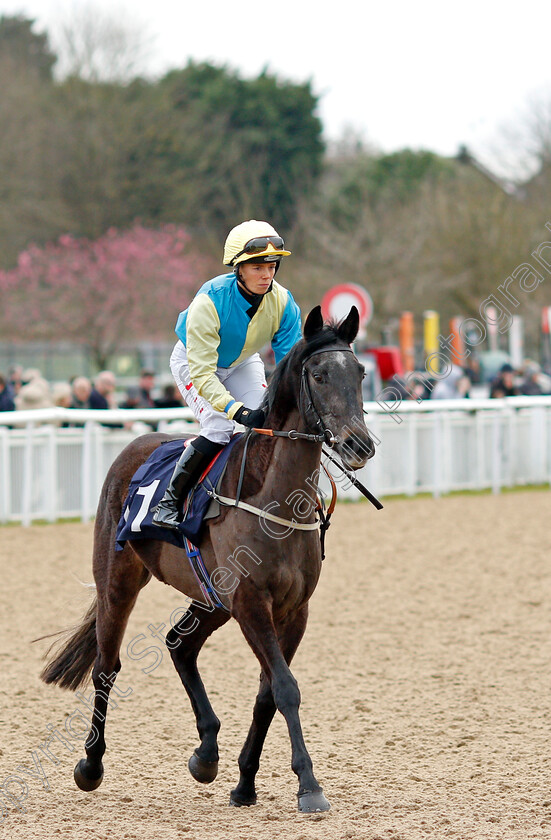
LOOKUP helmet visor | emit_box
[231,235,286,265]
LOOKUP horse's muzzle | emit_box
[338,432,376,469]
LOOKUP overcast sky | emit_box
[2,0,551,176]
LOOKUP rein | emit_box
[252,428,326,442]
[321,446,384,511]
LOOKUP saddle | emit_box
[115,435,242,552]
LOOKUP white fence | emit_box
[0,397,550,525]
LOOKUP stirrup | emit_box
[152,499,182,531]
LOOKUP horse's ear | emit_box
[337,306,360,345]
[303,306,324,340]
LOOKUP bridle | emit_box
[233,346,353,505]
[246,345,383,510]
[252,345,355,447]
[300,346,356,446]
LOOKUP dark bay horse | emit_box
[41,305,375,813]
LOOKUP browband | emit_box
[302,346,355,364]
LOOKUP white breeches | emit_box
[170,341,267,444]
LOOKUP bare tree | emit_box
[50,1,153,82]
[289,142,545,350]
[490,87,551,184]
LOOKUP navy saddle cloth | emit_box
[115,435,242,551]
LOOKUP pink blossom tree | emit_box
[0,224,207,369]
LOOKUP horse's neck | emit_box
[260,407,323,500]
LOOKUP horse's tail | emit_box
[39,597,98,691]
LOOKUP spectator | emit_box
[137,369,156,407]
[119,385,157,432]
[155,383,184,408]
[431,365,470,400]
[21,368,43,385]
[410,375,434,401]
[490,363,520,398]
[120,386,141,409]
[391,376,416,401]
[393,374,433,401]
[70,376,92,409]
[90,370,117,409]
[464,355,481,385]
[52,382,72,408]
[48,382,72,428]
[8,365,23,397]
[15,377,53,410]
[520,361,545,396]
[0,374,15,411]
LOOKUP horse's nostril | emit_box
[341,434,375,461]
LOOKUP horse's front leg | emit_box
[232,586,330,813]
[230,604,309,807]
[165,602,230,783]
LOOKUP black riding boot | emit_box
[152,438,223,531]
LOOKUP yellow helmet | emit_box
[223,220,291,267]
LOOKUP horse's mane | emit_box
[261,322,347,417]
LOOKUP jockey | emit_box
[153,219,302,530]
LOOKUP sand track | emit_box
[1,491,551,840]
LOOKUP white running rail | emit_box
[0,397,550,525]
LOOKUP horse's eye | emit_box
[312,372,324,383]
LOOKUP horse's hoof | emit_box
[188,752,218,784]
[229,789,257,807]
[74,759,104,791]
[298,789,331,813]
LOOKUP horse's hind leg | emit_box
[74,547,150,791]
[165,602,230,784]
[230,604,308,807]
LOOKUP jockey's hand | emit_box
[234,406,266,428]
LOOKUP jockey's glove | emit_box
[233,406,266,428]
